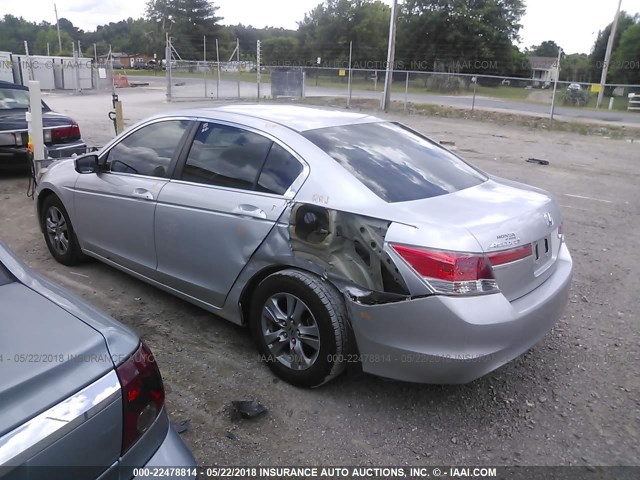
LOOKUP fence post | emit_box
[215,39,220,99]
[347,41,352,108]
[257,39,261,102]
[165,33,172,102]
[203,35,207,98]
[404,71,409,112]
[236,38,240,99]
[472,77,477,112]
[72,43,81,93]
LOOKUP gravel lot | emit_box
[1,88,639,468]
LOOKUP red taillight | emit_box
[116,342,165,454]
[50,124,81,143]
[391,244,498,295]
[391,243,534,296]
[391,245,493,282]
[487,244,532,266]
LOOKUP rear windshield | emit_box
[302,122,486,203]
[0,87,30,110]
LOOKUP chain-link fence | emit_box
[167,64,640,117]
[158,35,640,123]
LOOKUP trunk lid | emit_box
[393,178,563,301]
[0,282,114,438]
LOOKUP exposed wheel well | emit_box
[36,189,56,232]
[239,265,292,326]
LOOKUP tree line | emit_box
[0,0,638,83]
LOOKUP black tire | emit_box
[250,269,351,388]
[41,194,86,266]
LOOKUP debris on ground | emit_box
[172,419,191,434]
[526,158,550,165]
[231,400,268,419]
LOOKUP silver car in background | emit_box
[35,105,573,387]
[0,241,196,479]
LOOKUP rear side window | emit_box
[256,143,303,195]
[182,122,272,190]
[303,122,487,203]
[106,120,190,178]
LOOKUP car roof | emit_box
[0,81,27,91]
[191,104,381,132]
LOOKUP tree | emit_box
[34,28,73,55]
[559,53,590,82]
[609,22,640,84]
[298,0,390,67]
[145,0,222,59]
[262,37,299,65]
[396,0,526,75]
[0,15,39,54]
[529,40,561,58]
[589,12,637,83]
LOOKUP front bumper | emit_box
[346,243,573,384]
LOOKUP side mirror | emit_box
[74,154,103,174]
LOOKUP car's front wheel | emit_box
[41,194,85,266]
[250,269,351,387]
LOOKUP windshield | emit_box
[303,122,487,203]
[0,87,31,110]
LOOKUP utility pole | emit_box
[550,47,562,121]
[54,3,62,54]
[381,0,398,111]
[596,0,623,109]
[24,41,34,81]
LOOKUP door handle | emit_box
[232,204,267,219]
[132,188,154,200]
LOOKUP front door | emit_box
[74,119,192,277]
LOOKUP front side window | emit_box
[181,122,273,190]
[303,122,487,203]
[106,120,190,178]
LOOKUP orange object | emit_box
[113,74,130,88]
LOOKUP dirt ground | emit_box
[1,89,639,468]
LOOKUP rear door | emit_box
[154,120,305,307]
[74,119,192,278]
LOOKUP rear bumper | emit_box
[0,141,86,170]
[346,243,573,384]
[133,426,197,479]
[0,147,30,170]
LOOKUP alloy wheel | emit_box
[261,293,320,370]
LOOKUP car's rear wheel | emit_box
[250,269,350,388]
[42,195,85,266]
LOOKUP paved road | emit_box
[136,74,640,126]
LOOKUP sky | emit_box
[3,0,640,54]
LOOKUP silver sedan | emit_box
[36,105,573,387]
